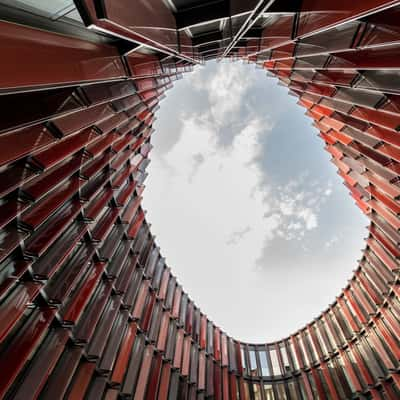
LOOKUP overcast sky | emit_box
[142,60,367,343]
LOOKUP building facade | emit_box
[0,0,399,399]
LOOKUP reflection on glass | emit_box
[259,350,270,376]
[235,377,240,398]
[241,346,247,373]
[287,381,299,400]
[269,347,281,376]
[275,383,287,400]
[249,348,258,376]
[304,331,316,362]
[324,317,338,350]
[318,369,331,397]
[298,335,310,366]
[253,383,262,400]
[298,378,308,399]
[307,372,319,398]
[337,355,356,393]
[7,0,81,21]
[328,359,351,399]
[315,323,329,356]
[290,340,299,370]
[279,343,291,373]
[263,384,275,400]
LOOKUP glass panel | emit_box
[253,383,262,400]
[337,355,356,393]
[298,377,308,400]
[327,360,349,399]
[279,343,291,374]
[263,384,275,400]
[357,339,385,380]
[289,340,300,370]
[274,383,287,400]
[318,369,331,400]
[315,323,329,356]
[259,350,270,376]
[5,0,75,17]
[287,381,299,400]
[323,317,338,350]
[241,346,247,374]
[347,349,365,388]
[207,321,214,354]
[298,335,311,366]
[249,348,258,376]
[269,347,281,376]
[307,372,320,400]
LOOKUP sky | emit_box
[142,60,368,343]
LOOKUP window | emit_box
[274,383,287,400]
[287,381,300,400]
[307,372,319,400]
[241,346,247,374]
[207,321,214,354]
[318,369,331,400]
[357,339,385,380]
[315,322,329,357]
[3,0,83,22]
[228,339,237,371]
[249,348,258,376]
[279,343,291,374]
[298,334,311,366]
[337,355,356,393]
[289,340,300,371]
[327,360,351,400]
[269,347,281,376]
[259,350,270,376]
[253,383,262,400]
[263,384,275,400]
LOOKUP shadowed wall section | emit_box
[0,0,399,399]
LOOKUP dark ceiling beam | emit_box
[220,0,275,58]
[174,0,229,29]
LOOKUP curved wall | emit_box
[0,1,399,399]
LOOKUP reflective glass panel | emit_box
[290,340,300,370]
[263,384,275,400]
[249,348,258,376]
[259,350,270,376]
[279,343,291,373]
[253,383,262,400]
[269,347,281,376]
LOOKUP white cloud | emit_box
[145,114,336,340]
[325,235,339,248]
[207,62,254,122]
[260,176,333,242]
[143,62,366,342]
[188,153,205,183]
[227,226,252,245]
[186,61,261,148]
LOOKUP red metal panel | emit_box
[110,322,137,385]
[200,314,207,350]
[0,3,400,399]
[198,351,206,390]
[66,362,96,400]
[173,329,184,370]
[0,21,125,90]
[157,363,171,400]
[0,308,56,398]
[181,336,191,376]
[12,328,69,400]
[145,353,163,400]
[134,345,154,400]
